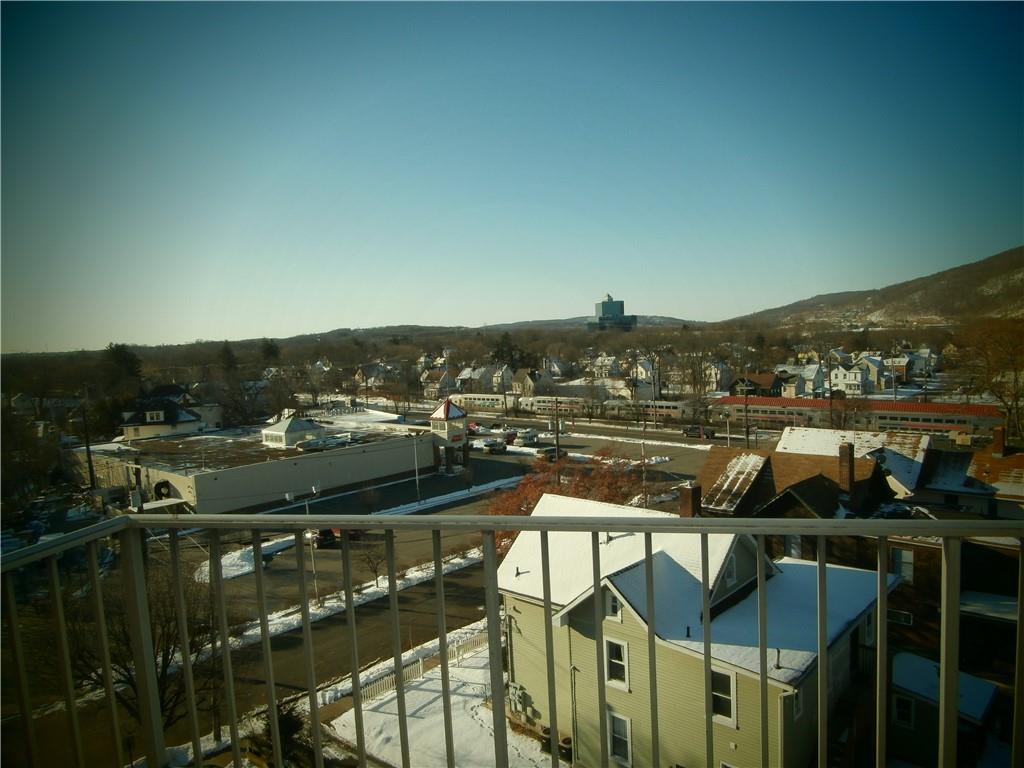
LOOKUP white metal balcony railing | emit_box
[2,514,1022,768]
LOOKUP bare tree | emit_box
[59,562,246,730]
[360,542,387,588]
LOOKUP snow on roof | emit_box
[702,453,768,512]
[892,652,996,723]
[960,590,1018,623]
[925,451,975,493]
[496,494,735,610]
[776,427,930,496]
[429,399,467,421]
[261,416,323,435]
[613,557,889,685]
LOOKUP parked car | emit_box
[514,429,539,447]
[480,438,507,455]
[683,425,715,439]
[538,447,568,462]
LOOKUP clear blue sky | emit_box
[2,2,1021,352]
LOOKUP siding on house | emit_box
[506,589,791,767]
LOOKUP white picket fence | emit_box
[359,631,488,703]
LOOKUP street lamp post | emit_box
[412,432,421,504]
[304,485,321,605]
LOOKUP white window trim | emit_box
[893,694,915,729]
[607,709,632,766]
[604,637,629,691]
[606,590,622,622]
[711,668,737,728]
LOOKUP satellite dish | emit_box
[285,492,294,502]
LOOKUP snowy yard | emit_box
[330,648,566,768]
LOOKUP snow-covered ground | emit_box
[193,535,295,583]
[569,430,714,452]
[330,646,566,768]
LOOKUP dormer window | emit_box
[145,411,164,423]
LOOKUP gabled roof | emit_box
[121,399,201,427]
[497,495,736,610]
[892,652,996,724]
[702,452,769,513]
[776,427,930,496]
[429,398,467,420]
[698,445,882,517]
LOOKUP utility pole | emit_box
[81,385,96,490]
[554,395,562,485]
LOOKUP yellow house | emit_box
[497,495,886,767]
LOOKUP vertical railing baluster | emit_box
[48,555,84,768]
[252,532,283,768]
[432,530,456,768]
[816,535,828,768]
[86,540,124,768]
[644,533,660,768]
[938,537,961,768]
[1013,537,1024,768]
[169,531,203,767]
[482,531,509,768]
[2,574,39,767]
[294,531,325,768]
[876,535,888,768]
[385,529,411,768]
[756,535,769,767]
[700,533,714,768]
[591,531,608,767]
[120,527,166,767]
[540,530,560,767]
[211,532,242,767]
[341,530,366,767]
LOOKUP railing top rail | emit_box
[3,513,1019,574]
[1,516,129,574]
[126,513,1024,539]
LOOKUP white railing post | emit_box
[938,537,961,767]
[876,536,889,767]
[1014,537,1024,768]
[483,531,509,768]
[120,527,167,768]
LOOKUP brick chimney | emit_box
[838,442,855,494]
[680,483,702,518]
[991,426,1006,458]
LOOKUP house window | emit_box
[145,411,163,423]
[724,554,737,587]
[711,669,736,726]
[607,710,631,765]
[605,639,628,688]
[893,695,915,728]
[890,548,914,585]
[606,591,622,622]
[887,609,914,626]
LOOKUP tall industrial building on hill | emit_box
[588,293,638,331]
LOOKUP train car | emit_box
[448,392,519,413]
[708,396,1003,436]
[602,399,687,422]
[529,396,588,416]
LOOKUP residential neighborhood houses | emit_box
[3,297,1022,768]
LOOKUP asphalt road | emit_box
[1,441,717,766]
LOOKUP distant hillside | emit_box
[483,315,701,332]
[727,246,1024,328]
